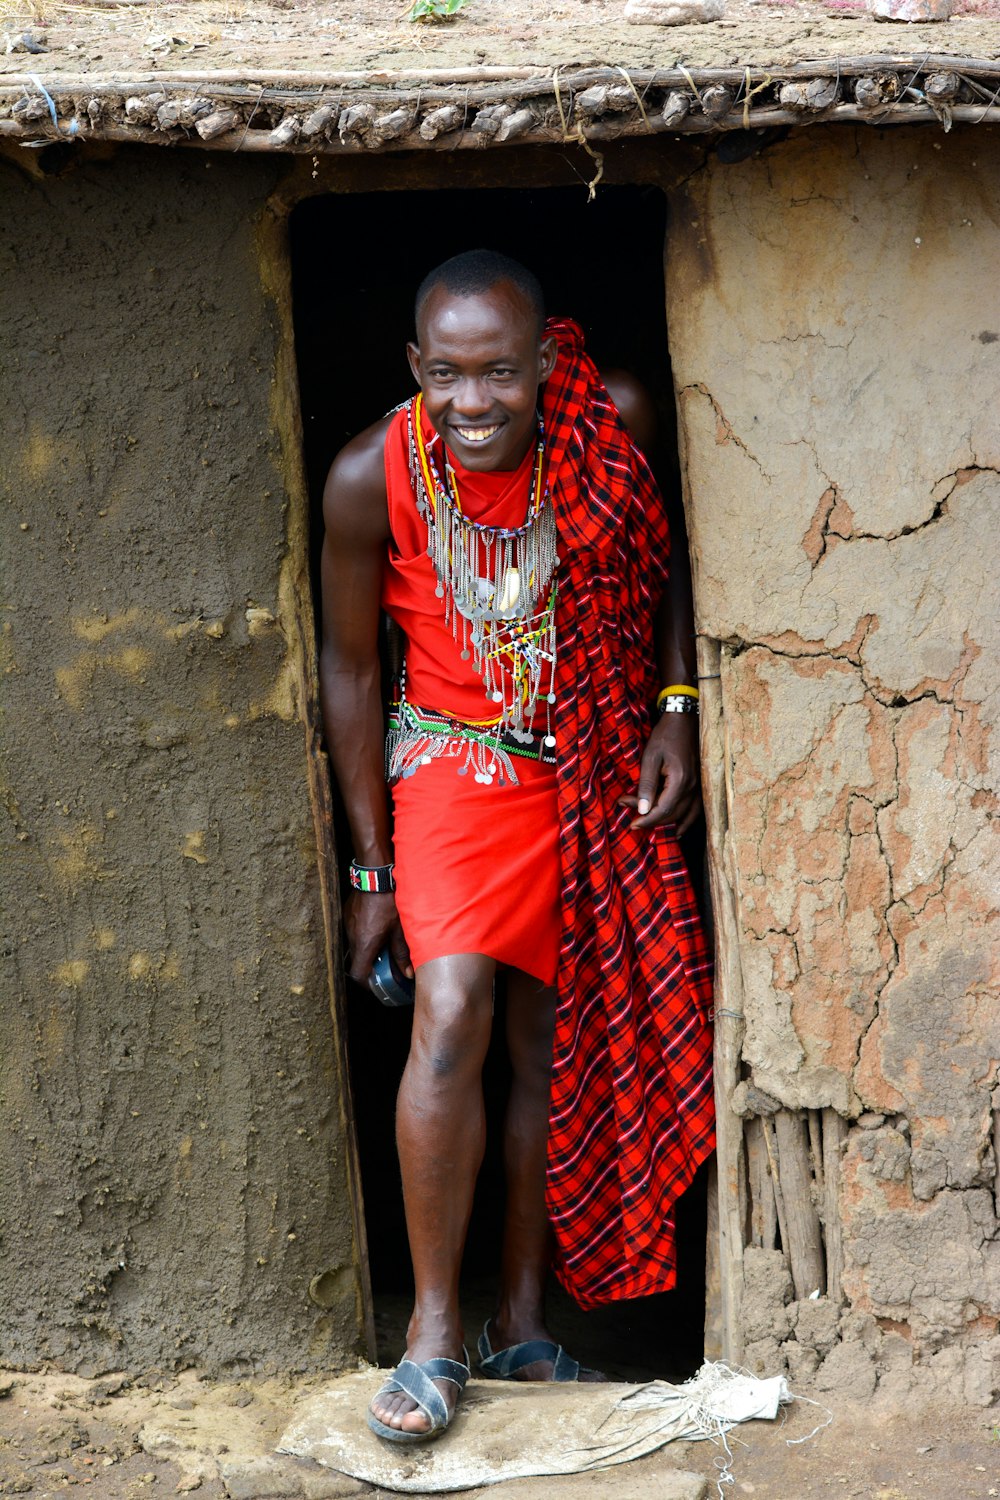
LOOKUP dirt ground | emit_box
[2,1366,1000,1500]
[1,0,999,86]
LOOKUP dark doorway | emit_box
[290,181,708,1381]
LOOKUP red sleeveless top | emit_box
[381,403,544,722]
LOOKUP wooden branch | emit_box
[419,103,464,141]
[4,90,999,153]
[703,1156,724,1361]
[662,90,690,127]
[697,635,747,1366]
[774,1110,826,1300]
[786,53,1000,77]
[3,55,1000,97]
[747,1115,779,1251]
[761,1114,791,1263]
[196,107,241,141]
[822,1108,849,1306]
[808,1107,824,1199]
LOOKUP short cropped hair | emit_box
[414,250,545,339]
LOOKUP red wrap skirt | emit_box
[391,754,560,985]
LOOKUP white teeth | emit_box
[455,425,499,443]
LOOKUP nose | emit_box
[450,376,493,418]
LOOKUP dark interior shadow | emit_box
[290,183,709,1382]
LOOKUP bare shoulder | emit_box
[322,413,394,544]
[601,368,657,458]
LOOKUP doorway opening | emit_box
[290,181,709,1381]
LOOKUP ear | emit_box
[538,334,558,384]
[406,341,422,386]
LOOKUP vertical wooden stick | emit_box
[264,207,377,1361]
[823,1107,849,1304]
[774,1110,826,1299]
[703,1157,724,1360]
[808,1107,824,1200]
[761,1114,791,1263]
[698,636,747,1364]
[747,1115,778,1250]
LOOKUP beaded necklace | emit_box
[406,394,559,747]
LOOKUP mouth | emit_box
[451,423,503,446]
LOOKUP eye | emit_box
[490,367,516,379]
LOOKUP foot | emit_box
[369,1332,469,1437]
[481,1314,606,1382]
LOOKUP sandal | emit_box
[366,1349,470,1444]
[477,1320,599,1382]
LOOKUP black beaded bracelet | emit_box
[349,860,395,894]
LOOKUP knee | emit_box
[413,983,492,1079]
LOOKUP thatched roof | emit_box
[2,0,999,153]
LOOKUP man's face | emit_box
[407,280,557,473]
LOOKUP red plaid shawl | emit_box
[541,318,715,1309]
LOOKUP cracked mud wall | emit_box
[0,148,363,1373]
[668,126,1000,1400]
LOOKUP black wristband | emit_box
[348,860,395,894]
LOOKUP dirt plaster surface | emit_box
[0,146,361,1374]
[4,1367,1000,1500]
[0,0,999,85]
[669,123,1000,1393]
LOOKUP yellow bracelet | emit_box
[657,684,700,708]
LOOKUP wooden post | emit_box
[703,1156,724,1361]
[761,1114,791,1264]
[807,1108,824,1196]
[774,1110,826,1300]
[746,1115,778,1250]
[698,636,747,1364]
[822,1108,849,1305]
[263,207,378,1364]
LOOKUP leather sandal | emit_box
[366,1349,470,1444]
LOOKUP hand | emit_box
[344,890,413,987]
[618,712,702,836]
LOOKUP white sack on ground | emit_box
[277,1362,789,1493]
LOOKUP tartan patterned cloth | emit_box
[541,318,715,1309]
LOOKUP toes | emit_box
[370,1388,435,1434]
[371,1391,423,1430]
[397,1378,455,1432]
[399,1407,433,1434]
[370,1371,460,1437]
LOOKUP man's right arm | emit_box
[318,417,411,984]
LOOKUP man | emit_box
[319,250,714,1443]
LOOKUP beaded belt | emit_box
[386,699,556,788]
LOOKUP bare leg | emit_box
[489,968,605,1381]
[370,951,496,1434]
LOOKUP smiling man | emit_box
[319,250,714,1443]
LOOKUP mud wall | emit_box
[3,121,998,1392]
[669,126,1000,1402]
[0,148,363,1373]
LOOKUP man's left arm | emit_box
[603,369,702,838]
